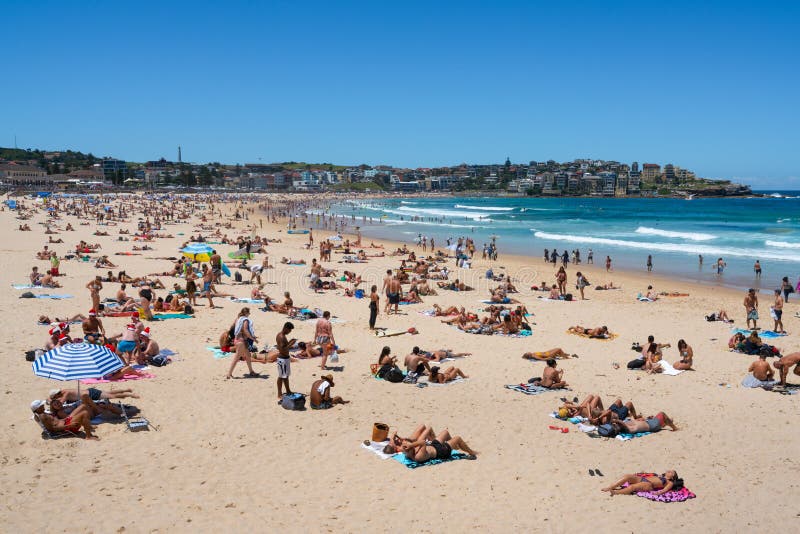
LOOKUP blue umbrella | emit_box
[33,343,123,382]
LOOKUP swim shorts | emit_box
[388,292,400,304]
[88,387,102,401]
[117,340,136,353]
[748,310,759,320]
[646,417,662,432]
[277,357,291,378]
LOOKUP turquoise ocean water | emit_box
[316,192,800,291]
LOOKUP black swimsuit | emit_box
[430,440,452,459]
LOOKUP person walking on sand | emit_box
[744,288,759,330]
[315,310,336,370]
[276,322,297,399]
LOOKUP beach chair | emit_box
[119,403,153,432]
[32,414,77,440]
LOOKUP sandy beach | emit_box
[1,193,798,533]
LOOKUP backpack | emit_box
[147,354,170,367]
[280,393,306,410]
[564,293,573,301]
[384,367,405,383]
[234,271,242,282]
[597,424,617,437]
[183,304,194,315]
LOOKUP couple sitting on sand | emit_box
[382,424,478,462]
[30,387,139,440]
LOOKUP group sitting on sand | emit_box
[382,424,478,461]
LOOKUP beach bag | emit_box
[354,289,364,299]
[384,367,404,383]
[564,293,573,301]
[372,423,389,442]
[627,358,645,369]
[280,393,306,411]
[234,271,242,282]
[20,292,35,298]
[329,351,339,363]
[597,424,617,437]
[147,354,170,367]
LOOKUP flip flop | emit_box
[595,469,604,476]
[560,427,569,433]
[589,469,596,476]
[559,397,568,403]
[548,425,561,431]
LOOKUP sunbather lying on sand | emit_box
[523,348,575,360]
[410,346,471,362]
[429,365,468,383]
[611,411,678,433]
[568,325,610,338]
[602,470,682,496]
[382,424,478,461]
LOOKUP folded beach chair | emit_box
[120,403,154,432]
[32,414,77,440]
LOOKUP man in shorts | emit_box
[772,289,785,334]
[387,275,402,315]
[744,288,759,330]
[613,411,677,434]
[309,374,348,409]
[276,322,296,399]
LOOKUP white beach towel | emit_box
[656,360,684,376]
[361,440,394,459]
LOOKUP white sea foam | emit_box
[394,206,492,221]
[454,204,514,211]
[766,240,800,249]
[635,226,716,241]
[384,218,481,229]
[531,230,800,262]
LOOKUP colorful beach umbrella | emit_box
[32,343,123,382]
[181,243,214,262]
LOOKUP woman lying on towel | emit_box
[522,348,576,360]
[428,365,468,383]
[568,325,609,338]
[382,424,478,461]
[602,470,683,496]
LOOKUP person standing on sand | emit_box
[368,285,379,330]
[605,256,612,272]
[646,255,653,272]
[276,322,296,399]
[772,289,785,334]
[744,288,759,330]
[381,269,393,313]
[315,310,335,370]
[387,275,402,315]
[780,276,793,302]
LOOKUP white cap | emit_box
[30,399,45,412]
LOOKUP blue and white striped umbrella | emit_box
[32,343,124,381]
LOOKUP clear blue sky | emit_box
[3,1,798,187]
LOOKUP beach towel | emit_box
[230,298,266,304]
[33,294,73,299]
[207,346,233,359]
[12,284,44,290]
[151,313,193,320]
[496,330,532,338]
[634,486,696,502]
[567,330,618,340]
[741,374,777,388]
[361,440,394,460]
[656,360,685,376]
[427,376,467,386]
[480,298,511,304]
[636,296,655,302]
[81,372,155,384]
[391,451,467,469]
[731,328,787,339]
[536,297,573,302]
[506,384,568,395]
[102,311,139,318]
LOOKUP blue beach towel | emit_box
[206,346,231,359]
[151,313,193,320]
[392,451,467,469]
[33,294,73,299]
[731,328,787,339]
